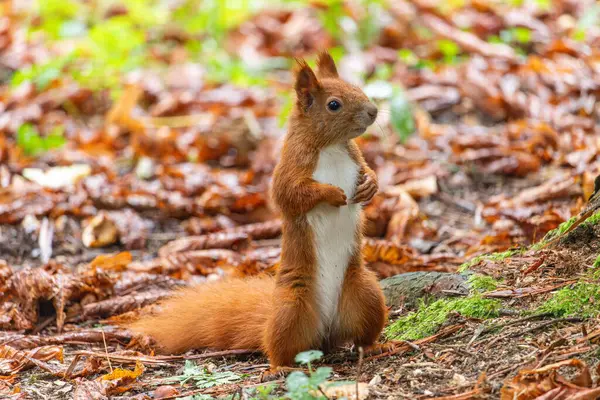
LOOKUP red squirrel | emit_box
[127,52,388,370]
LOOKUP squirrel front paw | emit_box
[322,185,347,207]
[352,173,378,204]
[260,367,289,382]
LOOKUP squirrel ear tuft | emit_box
[294,58,320,112]
[316,52,338,78]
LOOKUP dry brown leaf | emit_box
[388,176,438,199]
[363,238,416,265]
[101,360,144,395]
[158,231,251,257]
[73,378,108,400]
[0,345,63,375]
[153,385,179,399]
[82,213,119,248]
[106,84,145,134]
[90,252,133,272]
[500,359,597,400]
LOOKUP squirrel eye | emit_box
[327,100,341,112]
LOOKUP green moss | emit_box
[458,249,520,273]
[385,295,501,341]
[467,274,501,292]
[538,283,600,318]
[584,210,600,227]
[542,216,578,242]
[594,254,600,269]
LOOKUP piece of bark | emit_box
[0,329,133,350]
[82,290,172,319]
[380,271,470,309]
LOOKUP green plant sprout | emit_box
[16,124,66,156]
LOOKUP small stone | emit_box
[451,373,468,386]
[369,374,382,386]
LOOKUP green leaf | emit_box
[11,54,73,90]
[398,48,418,66]
[512,27,532,44]
[17,124,43,156]
[437,39,460,63]
[278,92,294,128]
[308,367,332,386]
[534,0,551,10]
[285,371,310,392]
[34,66,61,90]
[167,361,241,389]
[44,127,67,150]
[487,35,502,44]
[294,350,323,365]
[389,88,415,143]
[572,29,586,42]
[16,123,65,156]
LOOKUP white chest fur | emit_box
[306,144,361,337]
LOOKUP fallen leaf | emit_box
[500,359,597,400]
[82,213,119,248]
[90,252,133,272]
[22,164,92,189]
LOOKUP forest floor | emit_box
[2,1,600,399]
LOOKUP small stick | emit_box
[356,347,364,400]
[71,348,259,368]
[398,340,421,352]
[101,329,113,373]
[63,354,81,379]
[443,312,552,342]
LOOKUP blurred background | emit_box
[1,0,600,273]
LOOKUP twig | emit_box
[516,317,583,337]
[482,317,583,348]
[366,325,462,361]
[71,351,175,366]
[63,354,81,379]
[398,340,421,352]
[32,316,56,335]
[101,329,113,373]
[534,338,567,368]
[70,348,257,365]
[442,312,552,342]
[487,356,536,379]
[318,386,330,399]
[356,347,364,400]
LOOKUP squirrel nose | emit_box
[366,104,378,121]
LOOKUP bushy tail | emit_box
[126,277,275,354]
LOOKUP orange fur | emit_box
[126,52,387,368]
[127,277,274,353]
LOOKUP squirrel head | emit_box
[292,52,378,146]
